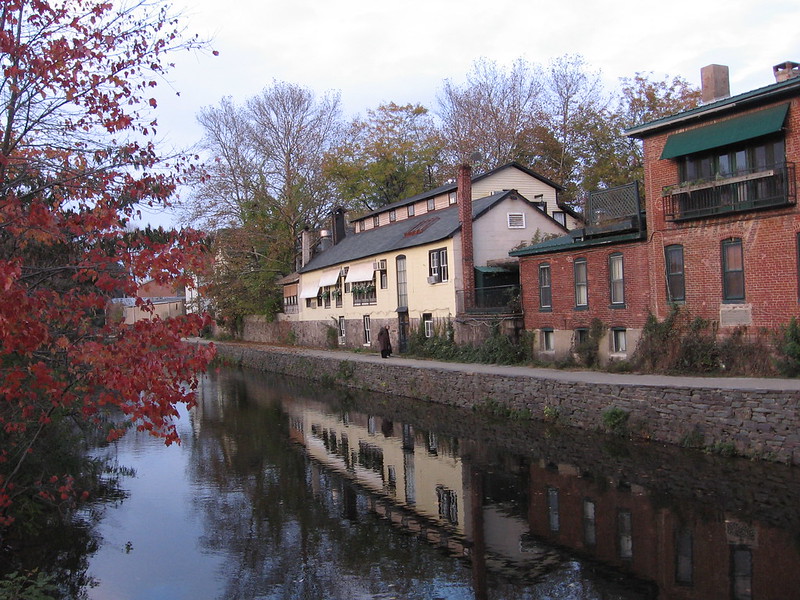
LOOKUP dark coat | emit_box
[377,326,392,353]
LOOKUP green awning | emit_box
[475,265,511,273]
[660,103,789,159]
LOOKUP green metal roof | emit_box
[660,103,789,159]
[626,75,800,139]
[475,265,511,273]
[509,231,645,257]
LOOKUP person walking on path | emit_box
[377,325,392,358]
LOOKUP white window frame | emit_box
[574,258,588,308]
[609,253,624,306]
[541,329,554,352]
[612,328,627,353]
[429,248,448,283]
[423,313,433,338]
[507,212,526,229]
[363,315,371,345]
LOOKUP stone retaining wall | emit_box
[212,342,800,465]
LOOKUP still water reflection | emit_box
[87,367,800,600]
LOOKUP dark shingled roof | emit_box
[300,190,513,273]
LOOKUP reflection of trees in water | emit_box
[187,369,658,600]
[188,370,483,599]
[0,424,131,599]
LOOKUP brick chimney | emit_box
[701,64,730,103]
[331,206,346,245]
[774,61,800,83]
[458,163,475,311]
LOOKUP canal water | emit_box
[82,367,800,600]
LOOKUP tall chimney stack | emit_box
[701,64,730,103]
[331,206,346,245]
[457,164,475,312]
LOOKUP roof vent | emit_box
[774,61,800,83]
[700,64,730,103]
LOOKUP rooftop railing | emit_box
[456,284,521,315]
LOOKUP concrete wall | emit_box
[209,341,800,466]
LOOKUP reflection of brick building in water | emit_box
[284,388,800,598]
[527,461,800,599]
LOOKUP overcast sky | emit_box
[143,0,800,225]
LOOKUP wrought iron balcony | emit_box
[456,285,521,315]
[662,162,796,221]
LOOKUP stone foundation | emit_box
[209,341,800,466]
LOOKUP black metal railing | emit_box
[456,285,521,314]
[663,162,796,221]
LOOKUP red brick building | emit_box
[513,62,800,364]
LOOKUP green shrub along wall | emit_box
[208,341,800,466]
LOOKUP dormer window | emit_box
[427,198,435,212]
[373,215,379,228]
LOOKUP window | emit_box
[574,328,589,348]
[612,328,627,353]
[609,253,624,306]
[507,212,525,228]
[669,135,788,220]
[380,270,388,289]
[665,245,686,302]
[547,487,560,532]
[448,191,457,205]
[539,264,552,310]
[553,211,566,227]
[436,485,458,525]
[428,248,448,283]
[675,527,693,585]
[427,198,435,211]
[731,547,752,600]
[352,278,377,306]
[583,499,597,546]
[574,258,588,308]
[618,510,633,559]
[358,220,365,232]
[396,255,407,307]
[407,204,415,217]
[389,209,396,222]
[422,313,433,338]
[338,316,345,339]
[541,329,554,352]
[363,315,371,345]
[678,138,785,184]
[722,238,745,302]
[373,215,380,228]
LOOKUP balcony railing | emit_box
[662,162,796,221]
[456,285,521,314]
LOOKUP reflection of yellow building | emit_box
[285,396,466,533]
[281,394,566,582]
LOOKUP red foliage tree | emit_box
[0,0,215,527]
